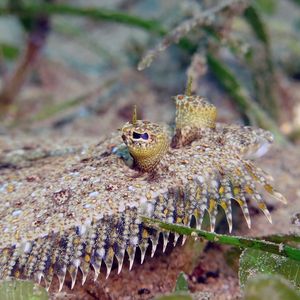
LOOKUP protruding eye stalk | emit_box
[121,106,169,173]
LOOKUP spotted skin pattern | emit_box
[0,93,286,291]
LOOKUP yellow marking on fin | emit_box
[108,247,114,260]
[142,229,149,239]
[195,186,201,200]
[264,184,274,193]
[49,266,54,275]
[233,187,240,196]
[264,184,287,203]
[176,217,183,224]
[258,202,266,210]
[258,202,272,223]
[245,186,254,194]
[73,237,80,245]
[127,246,134,255]
[220,201,227,210]
[236,198,244,206]
[84,254,91,263]
[184,216,189,225]
[14,270,20,278]
[235,168,242,176]
[209,199,216,212]
[219,186,225,195]
[245,163,258,180]
[14,231,20,241]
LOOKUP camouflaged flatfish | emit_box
[0,92,287,291]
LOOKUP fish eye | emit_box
[133,132,141,139]
[140,132,149,140]
[132,132,149,140]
